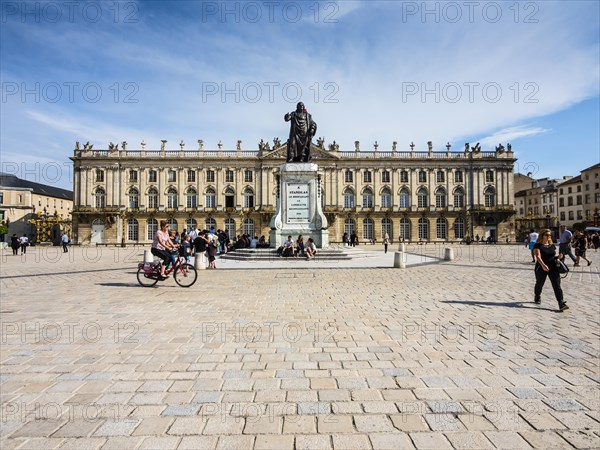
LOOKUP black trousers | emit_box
[559,243,576,262]
[534,266,564,305]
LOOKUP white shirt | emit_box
[529,232,539,242]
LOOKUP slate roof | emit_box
[0,173,73,200]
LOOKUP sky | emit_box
[1,0,599,190]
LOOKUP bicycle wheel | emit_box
[174,263,197,287]
[137,267,159,287]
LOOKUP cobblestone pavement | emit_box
[1,244,598,449]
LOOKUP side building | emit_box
[70,141,516,246]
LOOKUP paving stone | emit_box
[519,430,572,448]
[444,431,495,449]
[161,405,201,417]
[543,398,586,412]
[484,431,533,449]
[369,432,414,449]
[409,432,453,449]
[295,434,332,450]
[558,430,600,449]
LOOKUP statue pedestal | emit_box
[269,163,329,248]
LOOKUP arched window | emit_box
[344,188,355,208]
[363,218,374,240]
[362,188,373,208]
[244,188,254,209]
[186,188,197,208]
[399,188,410,208]
[243,218,254,236]
[128,188,139,209]
[127,218,139,241]
[381,188,392,208]
[205,217,216,231]
[167,218,178,231]
[382,218,393,240]
[454,217,465,239]
[484,186,496,207]
[205,188,216,208]
[436,217,447,239]
[418,218,429,240]
[147,218,158,240]
[435,187,446,208]
[224,218,236,240]
[453,187,464,208]
[94,188,105,208]
[185,218,197,232]
[436,170,445,183]
[225,187,235,208]
[344,218,355,236]
[148,187,158,209]
[167,188,178,209]
[417,187,428,208]
[400,218,411,241]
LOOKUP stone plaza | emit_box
[0,244,598,449]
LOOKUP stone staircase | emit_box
[218,246,380,262]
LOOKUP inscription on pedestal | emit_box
[286,184,309,223]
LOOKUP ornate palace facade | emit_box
[71,140,516,245]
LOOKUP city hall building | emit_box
[70,140,516,246]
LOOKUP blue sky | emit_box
[1,0,598,190]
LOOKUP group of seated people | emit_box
[276,235,317,259]
[230,234,269,250]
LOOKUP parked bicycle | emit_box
[137,256,197,288]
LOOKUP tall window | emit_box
[205,218,216,230]
[167,170,176,182]
[381,171,390,183]
[363,170,372,183]
[186,218,197,232]
[244,188,254,208]
[129,170,138,182]
[96,169,104,182]
[399,188,410,208]
[453,187,464,208]
[417,187,428,208]
[400,170,409,183]
[436,218,447,239]
[148,170,157,183]
[485,170,494,182]
[243,218,254,236]
[225,170,234,183]
[168,218,178,231]
[205,188,216,208]
[381,188,392,208]
[454,217,465,239]
[167,188,178,209]
[484,186,495,207]
[400,218,410,241]
[363,218,374,241]
[224,218,236,239]
[225,187,235,208]
[344,218,355,236]
[94,188,106,208]
[454,170,463,183]
[344,189,355,208]
[186,188,197,208]
[244,170,253,182]
[148,188,158,209]
[147,218,158,240]
[127,218,139,241]
[435,187,446,208]
[382,218,392,240]
[128,188,139,208]
[436,170,445,183]
[418,170,427,182]
[418,218,429,240]
[206,170,215,183]
[362,188,373,208]
[187,170,196,183]
[345,170,353,183]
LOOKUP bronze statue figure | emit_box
[285,102,317,163]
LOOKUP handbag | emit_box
[555,258,569,278]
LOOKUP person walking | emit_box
[574,230,592,267]
[19,234,29,255]
[558,225,576,265]
[527,229,539,262]
[10,234,19,255]
[533,229,568,311]
[383,232,390,254]
[61,232,69,253]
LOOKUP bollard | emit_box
[444,247,454,261]
[194,253,207,270]
[393,251,406,268]
[398,243,405,252]
[144,249,153,263]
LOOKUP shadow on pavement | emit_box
[442,299,558,312]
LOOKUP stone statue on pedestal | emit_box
[285,102,317,163]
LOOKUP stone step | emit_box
[218,247,379,261]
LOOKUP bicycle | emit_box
[137,255,198,288]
